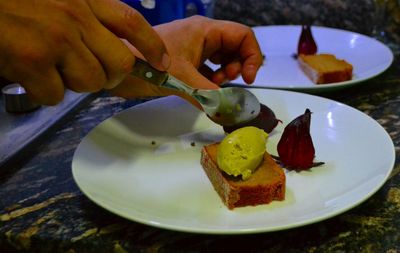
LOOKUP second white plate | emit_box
[230,25,393,91]
[72,90,395,234]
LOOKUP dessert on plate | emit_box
[297,25,353,84]
[200,127,285,209]
[298,54,353,84]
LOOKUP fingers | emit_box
[45,0,136,90]
[200,60,242,85]
[78,22,135,89]
[203,19,263,84]
[0,0,140,105]
[213,59,242,84]
[235,27,263,83]
[0,16,65,105]
[218,22,263,83]
[58,0,167,94]
[22,69,65,105]
[57,40,106,92]
[87,0,170,71]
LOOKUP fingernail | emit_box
[243,64,258,84]
[162,53,171,70]
[247,64,259,75]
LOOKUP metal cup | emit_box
[2,83,40,113]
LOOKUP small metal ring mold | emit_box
[2,83,40,113]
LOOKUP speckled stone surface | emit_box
[214,0,400,46]
[1,1,400,252]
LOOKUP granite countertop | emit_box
[1,1,400,251]
[214,0,400,46]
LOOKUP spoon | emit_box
[131,58,260,126]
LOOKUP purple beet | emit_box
[297,25,317,55]
[277,109,315,170]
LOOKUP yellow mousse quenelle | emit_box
[217,126,268,180]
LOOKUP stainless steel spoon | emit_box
[131,58,260,126]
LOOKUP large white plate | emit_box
[230,25,393,91]
[72,90,395,234]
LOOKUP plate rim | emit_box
[72,90,396,234]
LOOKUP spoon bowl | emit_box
[192,86,260,126]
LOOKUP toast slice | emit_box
[298,54,353,84]
[200,143,285,209]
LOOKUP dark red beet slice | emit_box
[297,25,317,55]
[223,103,281,134]
[277,109,317,170]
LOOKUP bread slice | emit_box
[200,143,285,209]
[298,54,353,84]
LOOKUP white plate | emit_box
[229,25,393,91]
[72,90,395,234]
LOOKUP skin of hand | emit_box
[109,15,263,109]
[0,0,170,105]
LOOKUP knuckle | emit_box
[53,0,86,24]
[102,53,134,89]
[188,15,208,23]
[120,54,135,74]
[239,24,255,38]
[103,58,134,89]
[177,16,205,36]
[187,15,209,29]
[16,47,49,65]
[46,23,73,45]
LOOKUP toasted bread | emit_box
[298,54,353,84]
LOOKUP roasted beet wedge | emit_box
[297,25,317,55]
[223,103,281,134]
[277,109,320,170]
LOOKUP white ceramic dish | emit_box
[229,25,393,91]
[72,90,395,234]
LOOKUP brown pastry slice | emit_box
[298,53,353,84]
[200,143,285,209]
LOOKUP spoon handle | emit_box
[131,58,195,94]
[131,58,169,86]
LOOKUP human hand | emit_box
[109,16,263,105]
[0,0,169,105]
